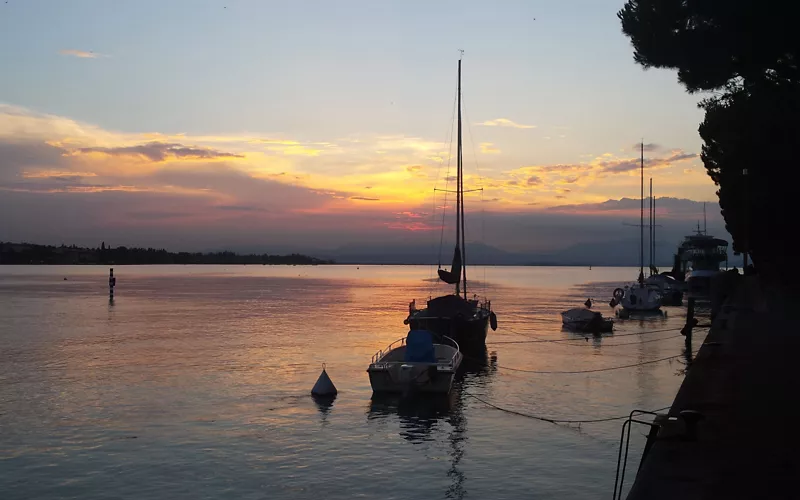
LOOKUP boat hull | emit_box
[368,366,457,394]
[562,319,614,333]
[686,270,717,298]
[407,315,489,354]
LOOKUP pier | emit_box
[626,276,800,499]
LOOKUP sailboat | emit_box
[404,56,497,352]
[643,178,683,305]
[616,143,662,313]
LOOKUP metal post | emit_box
[742,168,749,270]
[682,297,696,349]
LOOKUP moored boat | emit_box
[611,142,662,314]
[561,307,614,333]
[368,330,462,395]
[404,55,497,352]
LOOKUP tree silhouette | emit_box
[618,0,800,276]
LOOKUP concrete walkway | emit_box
[626,277,800,499]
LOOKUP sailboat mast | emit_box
[458,56,468,299]
[454,57,463,297]
[649,177,653,275]
[703,202,707,234]
[653,186,656,272]
[639,141,644,285]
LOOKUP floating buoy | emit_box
[311,364,337,396]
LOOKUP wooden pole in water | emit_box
[109,268,116,301]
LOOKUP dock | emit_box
[626,276,800,499]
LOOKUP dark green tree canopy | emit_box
[618,0,800,92]
[620,0,800,278]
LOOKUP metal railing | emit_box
[370,334,461,366]
[371,337,406,364]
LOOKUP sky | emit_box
[0,0,724,254]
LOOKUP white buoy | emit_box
[311,364,337,396]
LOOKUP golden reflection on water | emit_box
[0,265,704,500]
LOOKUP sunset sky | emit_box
[0,0,723,253]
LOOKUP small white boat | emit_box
[368,330,462,394]
[561,307,614,333]
[613,284,662,313]
[644,273,683,305]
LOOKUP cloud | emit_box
[59,49,100,59]
[477,118,535,129]
[596,151,698,173]
[633,142,661,152]
[71,142,244,162]
[214,205,268,212]
[1,104,722,253]
[480,142,500,154]
[548,196,719,217]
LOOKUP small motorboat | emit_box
[561,307,614,333]
[368,330,462,394]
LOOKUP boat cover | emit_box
[426,294,474,317]
[404,330,437,363]
[437,246,462,285]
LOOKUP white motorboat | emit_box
[618,284,662,312]
[561,307,614,333]
[368,330,462,394]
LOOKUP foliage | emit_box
[618,0,800,273]
[618,0,800,93]
[698,84,799,268]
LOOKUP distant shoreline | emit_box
[0,241,333,266]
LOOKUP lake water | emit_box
[0,265,703,499]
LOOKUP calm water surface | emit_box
[0,265,703,499]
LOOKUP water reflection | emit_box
[365,351,497,500]
[311,394,336,424]
[367,389,467,499]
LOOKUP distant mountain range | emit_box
[319,237,737,267]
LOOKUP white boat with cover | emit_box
[561,307,614,333]
[368,330,462,394]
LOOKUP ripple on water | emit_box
[0,265,697,499]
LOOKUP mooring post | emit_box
[682,297,696,349]
[109,268,116,302]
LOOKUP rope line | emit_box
[435,86,459,274]
[488,334,686,347]
[494,325,697,343]
[466,352,693,375]
[465,392,671,425]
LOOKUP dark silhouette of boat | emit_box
[404,55,497,354]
